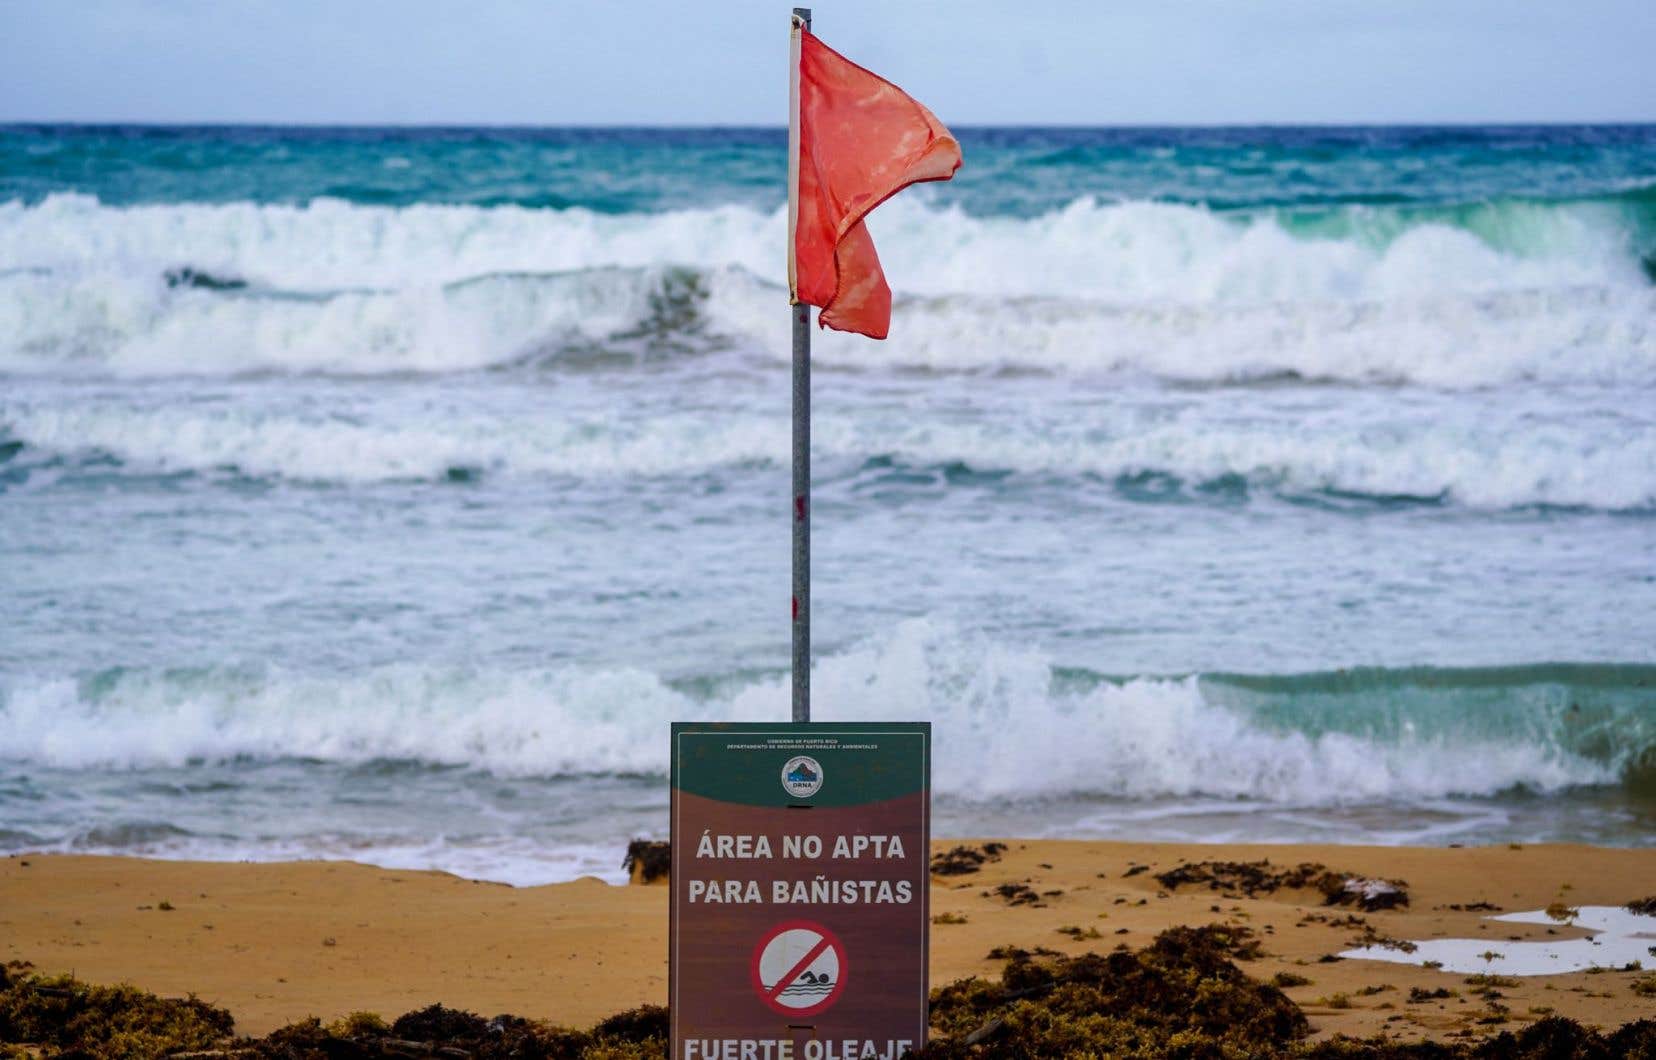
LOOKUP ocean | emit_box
[1,124,1652,885]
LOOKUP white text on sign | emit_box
[687,830,915,905]
[694,832,907,859]
[686,878,914,904]
[682,1039,915,1060]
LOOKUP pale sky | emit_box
[1,0,1652,126]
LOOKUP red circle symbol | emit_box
[749,919,848,1018]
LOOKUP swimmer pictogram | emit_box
[749,919,848,1017]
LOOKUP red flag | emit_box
[790,26,962,339]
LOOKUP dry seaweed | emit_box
[930,843,1008,876]
[1054,925,1103,940]
[5,953,1656,1059]
[987,882,1044,907]
[1155,860,1410,912]
[0,971,234,1058]
[0,969,667,1059]
[920,934,1656,1058]
[921,925,1307,1057]
[251,1006,603,1059]
[1346,923,1418,954]
[1628,896,1656,916]
[251,1002,663,1060]
[985,944,1060,960]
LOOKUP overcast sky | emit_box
[2,0,1652,126]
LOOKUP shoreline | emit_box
[4,840,1653,1044]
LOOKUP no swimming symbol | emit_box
[749,920,848,1018]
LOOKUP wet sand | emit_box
[3,841,1652,1042]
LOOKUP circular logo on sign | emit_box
[780,755,823,798]
[750,920,848,1017]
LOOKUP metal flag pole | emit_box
[788,7,811,724]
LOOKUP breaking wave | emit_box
[5,387,1652,509]
[2,621,1650,804]
[2,192,1653,385]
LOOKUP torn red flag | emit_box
[790,27,962,339]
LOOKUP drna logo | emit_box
[781,755,824,798]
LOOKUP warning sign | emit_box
[670,722,929,1059]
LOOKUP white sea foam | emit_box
[0,263,693,376]
[865,412,1656,510]
[6,388,1651,509]
[33,832,632,888]
[714,278,1656,388]
[1,399,787,482]
[2,194,1651,385]
[0,620,1621,803]
[3,192,1641,300]
[0,194,778,292]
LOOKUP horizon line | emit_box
[4,119,1655,132]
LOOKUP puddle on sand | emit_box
[1340,906,1656,975]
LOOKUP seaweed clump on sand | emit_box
[1155,860,1409,912]
[1299,1018,1656,1059]
[0,963,234,1058]
[623,838,671,884]
[919,925,1306,1057]
[931,842,1009,876]
[8,954,1656,1060]
[244,1004,667,1059]
[243,1005,666,1058]
[0,963,670,1059]
[1627,895,1656,916]
[916,932,1656,1059]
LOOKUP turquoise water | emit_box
[0,125,1653,883]
[7,125,1656,216]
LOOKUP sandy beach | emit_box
[4,840,1652,1047]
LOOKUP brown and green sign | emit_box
[670,722,930,1060]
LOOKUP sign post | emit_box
[670,722,930,1059]
[788,6,811,724]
